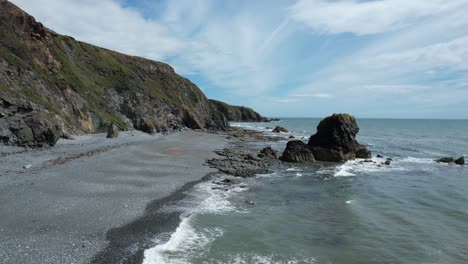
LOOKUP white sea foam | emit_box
[295,172,303,177]
[143,216,223,264]
[226,254,316,264]
[143,178,248,264]
[286,167,302,171]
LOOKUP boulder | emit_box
[455,156,465,165]
[259,146,277,159]
[308,114,371,162]
[272,126,288,133]
[0,111,62,148]
[280,140,315,163]
[106,123,119,138]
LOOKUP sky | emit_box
[10,0,468,119]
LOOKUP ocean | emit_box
[141,118,468,264]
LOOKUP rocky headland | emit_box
[0,0,272,148]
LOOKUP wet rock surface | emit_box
[280,140,315,163]
[435,156,465,165]
[272,126,288,133]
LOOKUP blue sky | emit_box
[11,0,468,119]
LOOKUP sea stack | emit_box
[308,113,371,161]
[281,113,371,163]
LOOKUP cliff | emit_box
[209,99,269,122]
[0,0,229,147]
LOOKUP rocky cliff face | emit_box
[0,0,229,147]
[209,99,269,122]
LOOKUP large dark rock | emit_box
[435,156,465,165]
[308,113,371,162]
[272,126,288,133]
[0,110,62,148]
[455,156,465,165]
[106,123,119,138]
[209,99,269,122]
[259,146,278,159]
[280,140,315,163]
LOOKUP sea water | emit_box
[143,118,468,264]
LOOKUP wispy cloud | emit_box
[9,0,468,118]
[289,0,468,35]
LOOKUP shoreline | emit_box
[0,130,232,264]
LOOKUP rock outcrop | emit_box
[435,156,465,165]
[106,123,118,138]
[307,114,371,162]
[280,140,315,163]
[272,126,288,133]
[209,99,270,122]
[258,146,278,159]
[279,113,371,163]
[0,96,62,147]
[0,1,235,147]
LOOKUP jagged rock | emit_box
[259,146,278,159]
[455,156,465,165]
[106,123,119,138]
[308,114,371,162]
[280,140,315,163]
[272,126,288,133]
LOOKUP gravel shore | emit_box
[0,130,228,264]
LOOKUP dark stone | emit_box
[272,126,288,133]
[0,110,62,148]
[435,157,455,163]
[280,140,315,163]
[384,159,391,166]
[106,123,119,138]
[308,113,371,162]
[455,156,465,165]
[377,154,384,158]
[289,135,295,139]
[259,146,277,159]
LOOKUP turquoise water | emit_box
[143,118,468,264]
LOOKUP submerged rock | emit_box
[455,156,465,165]
[436,156,465,165]
[280,140,315,163]
[106,123,119,138]
[272,126,288,133]
[308,114,371,162]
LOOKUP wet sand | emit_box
[0,130,228,264]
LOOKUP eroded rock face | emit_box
[280,140,315,163]
[307,114,371,162]
[0,111,61,147]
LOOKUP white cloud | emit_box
[10,0,188,60]
[290,0,468,35]
[360,36,468,71]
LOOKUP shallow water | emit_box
[143,118,468,264]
